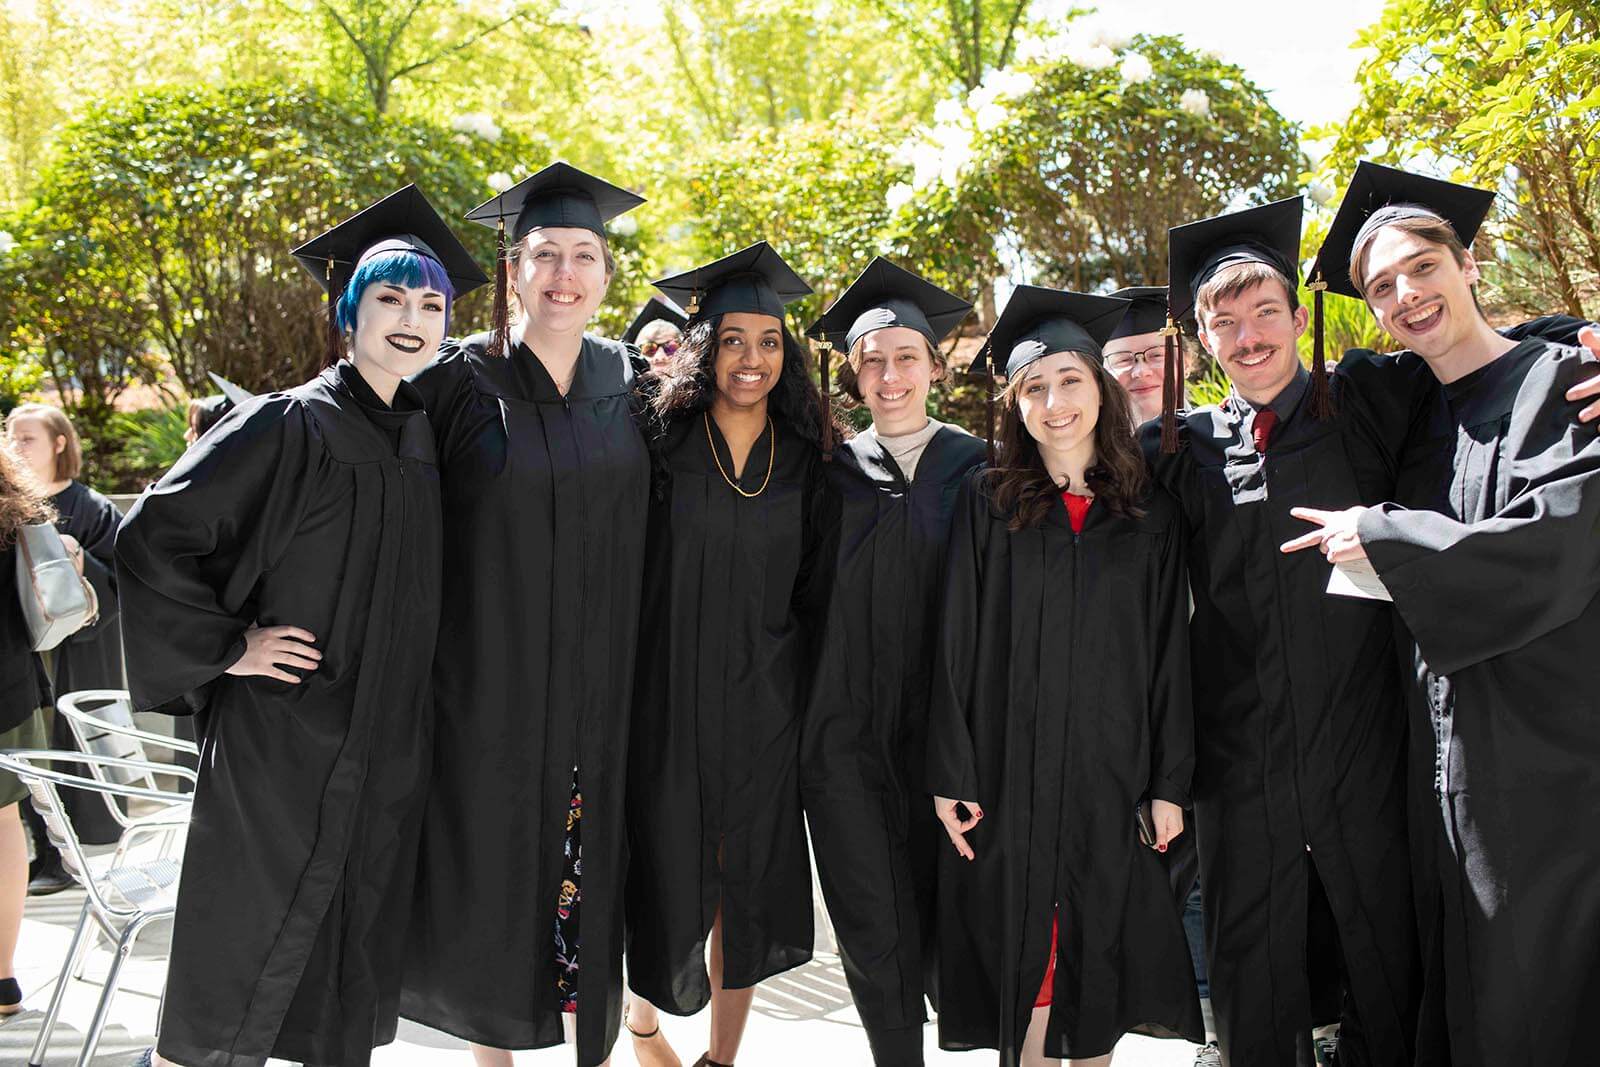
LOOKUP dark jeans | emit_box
[1183,882,1209,999]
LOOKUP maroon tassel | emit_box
[324,257,342,369]
[818,342,834,462]
[1160,315,1180,454]
[488,218,510,358]
[1308,278,1334,420]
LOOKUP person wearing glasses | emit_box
[1104,286,1184,427]
[624,295,690,376]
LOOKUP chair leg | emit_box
[28,899,93,1067]
[75,922,136,1067]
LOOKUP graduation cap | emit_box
[622,295,689,345]
[805,257,973,461]
[291,185,489,366]
[1165,196,1320,446]
[206,372,254,408]
[1308,161,1495,300]
[970,286,1130,462]
[1107,286,1170,341]
[464,162,645,357]
[653,241,812,322]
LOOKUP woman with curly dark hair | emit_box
[623,242,839,1067]
[925,287,1202,1067]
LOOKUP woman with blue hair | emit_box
[115,186,486,1067]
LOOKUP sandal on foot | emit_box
[623,1008,681,1067]
[692,1056,733,1067]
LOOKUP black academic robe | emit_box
[1142,355,1427,1067]
[800,424,985,1059]
[1360,338,1600,1067]
[626,412,838,1014]
[47,480,125,843]
[401,332,650,1065]
[926,473,1202,1064]
[115,361,442,1067]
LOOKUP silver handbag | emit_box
[16,522,98,652]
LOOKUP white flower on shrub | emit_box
[1307,181,1335,207]
[933,97,965,126]
[1119,53,1154,84]
[1179,88,1211,117]
[0,231,15,255]
[452,112,503,142]
[1092,26,1133,50]
[910,142,943,191]
[1067,40,1116,70]
[610,214,639,237]
[487,171,514,193]
[975,101,1010,132]
[940,141,975,188]
[886,182,915,214]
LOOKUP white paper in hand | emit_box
[1326,558,1393,602]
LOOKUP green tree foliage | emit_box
[25,82,544,398]
[1322,0,1600,318]
[932,33,1300,293]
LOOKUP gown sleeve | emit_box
[925,472,988,801]
[1145,506,1195,808]
[114,396,319,714]
[1359,351,1600,675]
[1500,314,1595,348]
[61,486,123,640]
[794,448,842,669]
[408,340,475,451]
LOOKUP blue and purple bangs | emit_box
[335,248,456,335]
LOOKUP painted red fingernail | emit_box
[1158,844,1167,852]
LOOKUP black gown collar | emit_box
[322,359,434,463]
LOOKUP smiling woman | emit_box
[116,184,486,1067]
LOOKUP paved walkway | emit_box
[6,858,1198,1066]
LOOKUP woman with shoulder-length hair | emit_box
[116,185,484,1067]
[6,401,127,874]
[399,163,653,1067]
[798,257,985,1066]
[0,437,64,1017]
[927,287,1202,1067]
[622,242,840,1067]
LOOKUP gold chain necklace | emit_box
[704,411,775,498]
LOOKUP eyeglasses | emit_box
[641,340,680,359]
[1104,346,1169,375]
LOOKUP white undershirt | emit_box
[868,418,950,482]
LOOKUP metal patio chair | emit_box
[0,750,191,1067]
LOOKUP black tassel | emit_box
[489,218,510,358]
[818,341,833,462]
[1308,277,1334,420]
[324,257,342,369]
[1160,315,1180,454]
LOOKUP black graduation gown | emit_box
[800,424,985,1057]
[115,361,442,1067]
[1141,355,1427,1067]
[1360,338,1600,1067]
[626,412,838,1014]
[48,480,126,843]
[401,332,650,1065]
[926,473,1202,1064]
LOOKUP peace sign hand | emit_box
[1280,506,1371,564]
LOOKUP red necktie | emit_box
[1251,409,1278,454]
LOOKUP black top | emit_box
[0,539,50,733]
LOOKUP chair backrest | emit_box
[0,750,189,920]
[58,690,160,791]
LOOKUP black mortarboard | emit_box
[291,184,489,297]
[206,372,254,407]
[805,257,972,352]
[464,161,644,243]
[971,286,1129,380]
[1166,196,1303,325]
[653,242,812,321]
[1107,286,1170,340]
[1308,161,1495,299]
[623,296,689,344]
